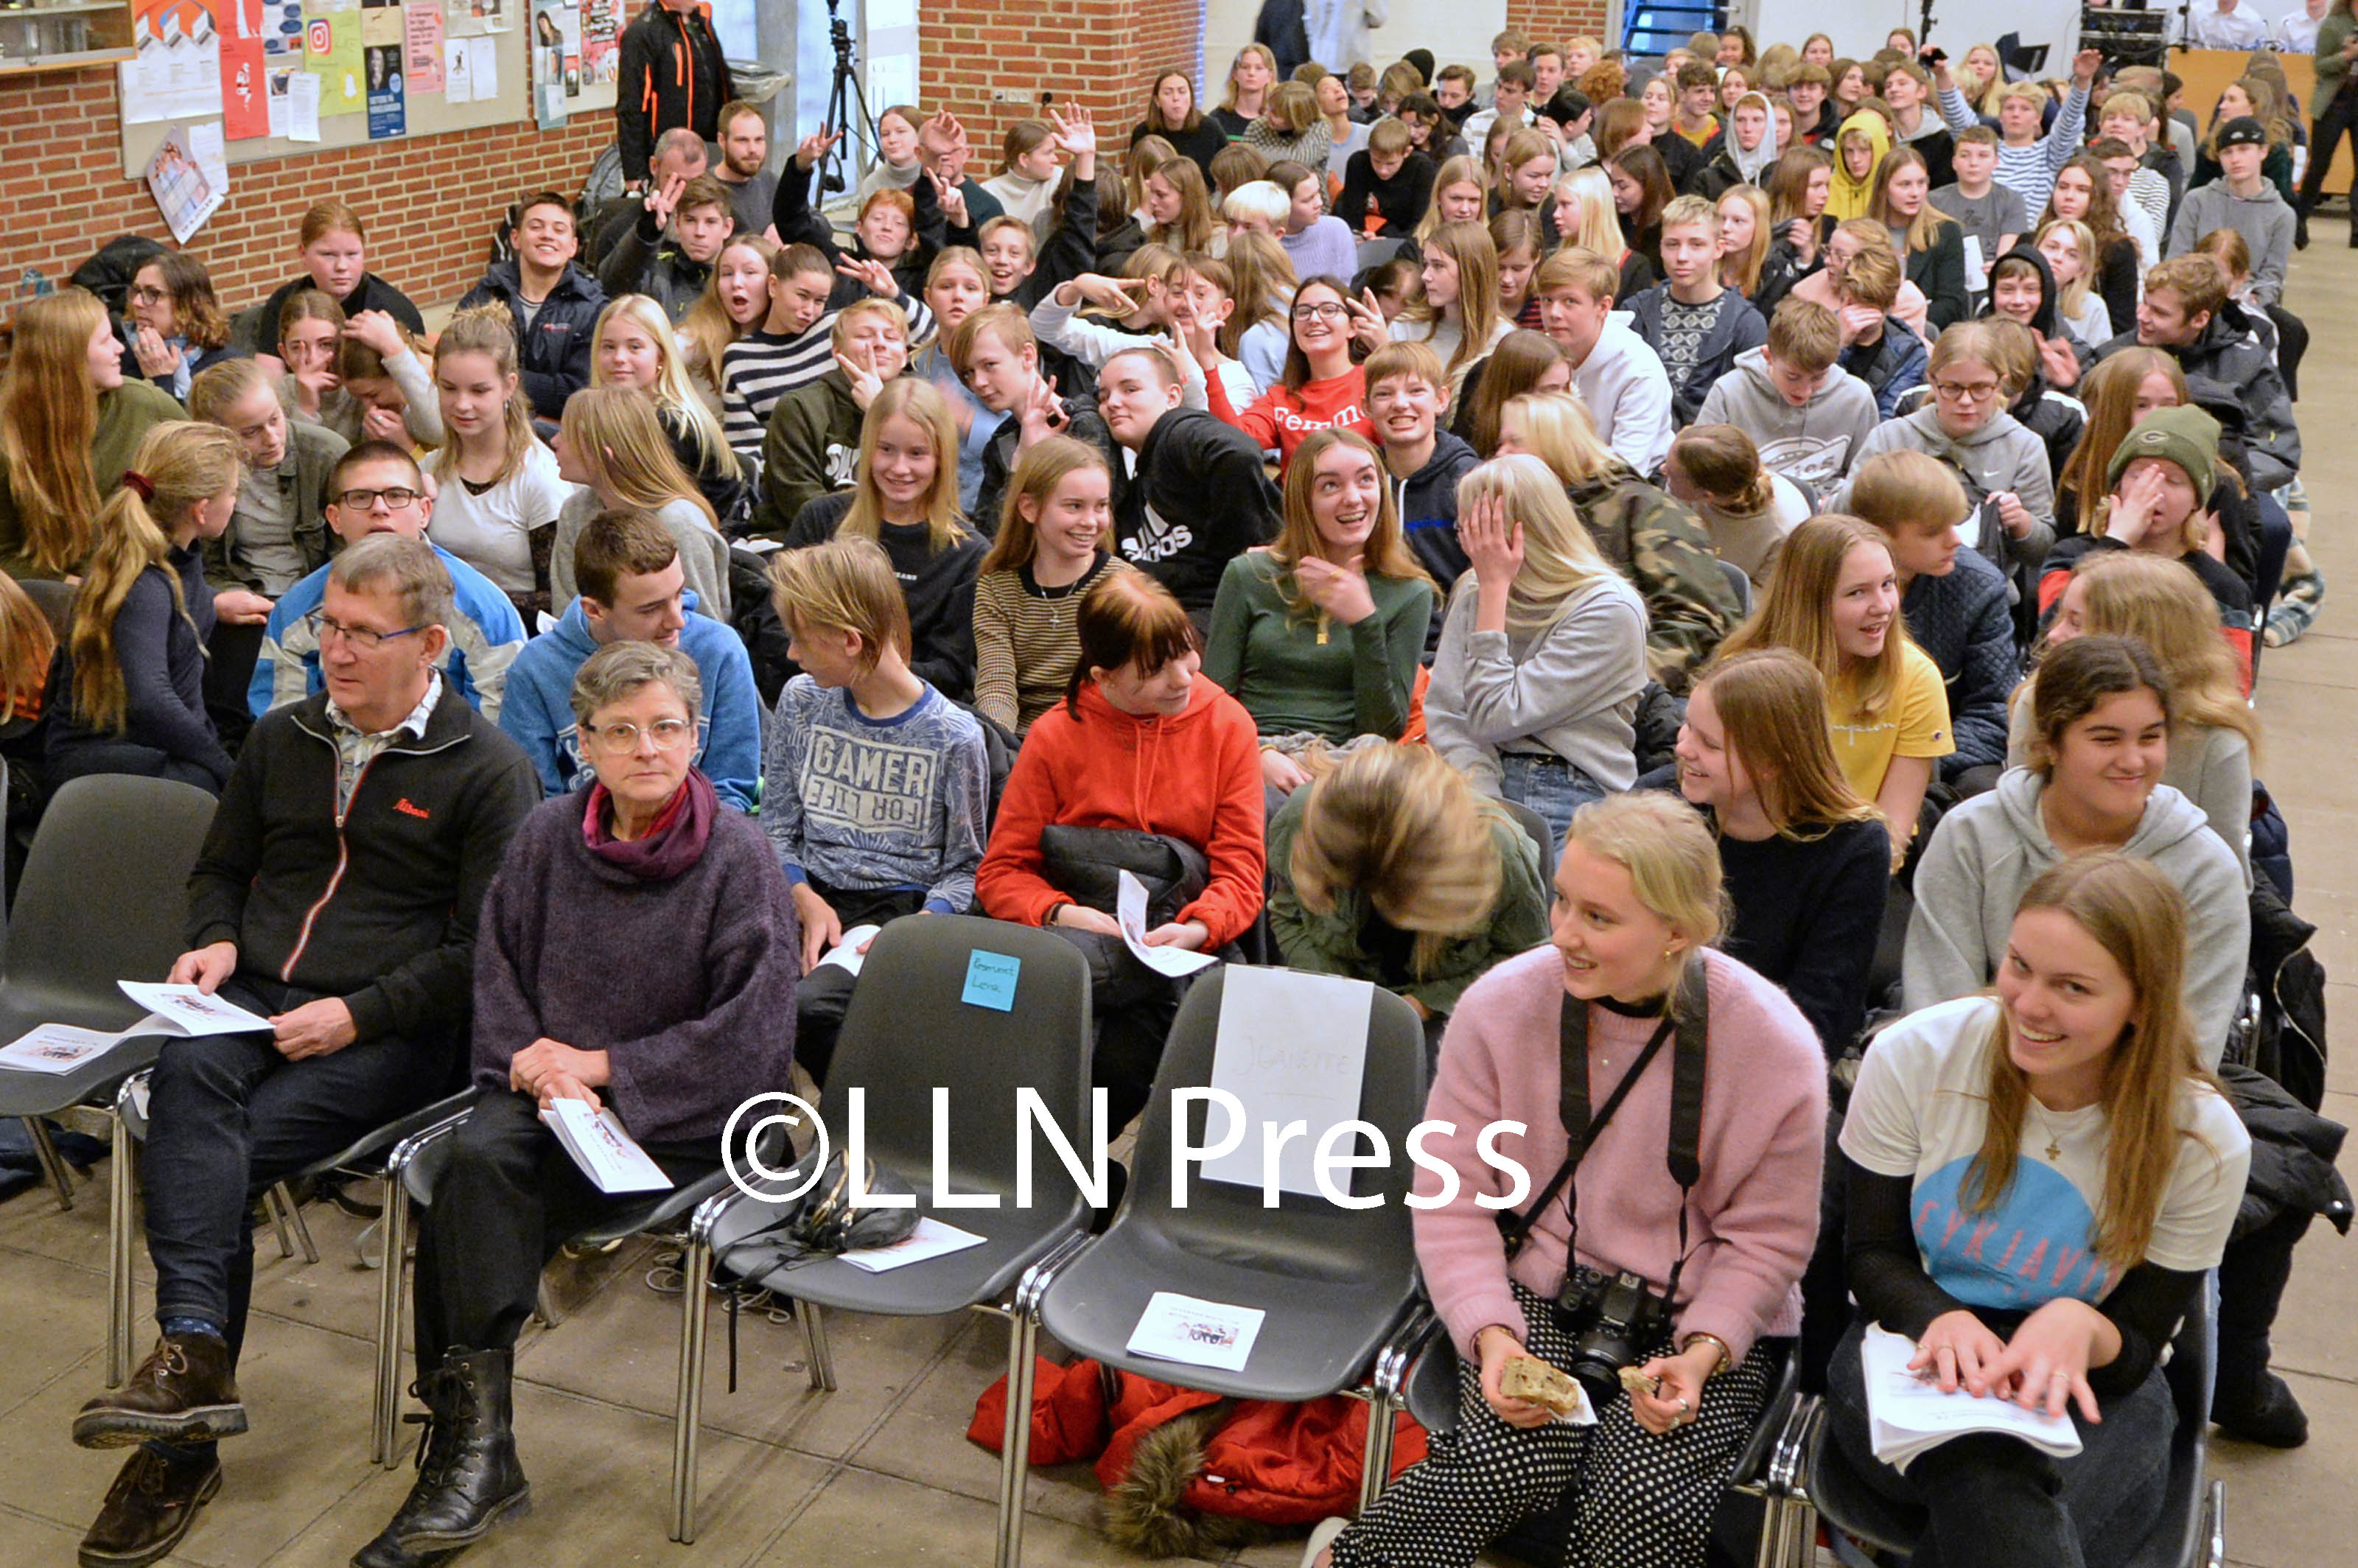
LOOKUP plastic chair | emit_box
[677,915,1096,1543]
[1497,798,1556,869]
[1356,236,1408,273]
[0,775,215,1208]
[1001,967,1429,1567]
[1718,557,1753,617]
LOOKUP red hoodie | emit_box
[977,676,1267,948]
[1205,364,1370,469]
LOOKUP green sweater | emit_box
[0,380,184,580]
[1200,552,1430,743]
[1267,793,1553,1017]
[2314,15,2357,121]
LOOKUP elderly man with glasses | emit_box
[246,440,531,723]
[67,533,542,1568]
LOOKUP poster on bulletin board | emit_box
[122,0,225,125]
[306,7,366,116]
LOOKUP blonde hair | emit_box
[431,304,539,489]
[0,289,108,576]
[557,388,718,529]
[1416,155,1489,244]
[2034,219,2100,330]
[980,435,1112,574]
[1289,744,1507,974]
[1209,234,1295,359]
[1550,168,1625,260]
[2059,551,2260,756]
[1144,157,1217,253]
[1400,222,1502,386]
[0,571,55,722]
[1454,452,1612,635]
[1499,390,1620,487]
[766,536,912,671]
[186,356,276,428]
[1563,791,1729,951]
[680,233,778,393]
[840,377,966,553]
[1221,43,1281,113]
[1718,185,1774,295]
[1694,650,1883,839]
[592,295,730,477]
[1716,515,1909,719]
[1847,449,1970,540]
[71,422,241,734]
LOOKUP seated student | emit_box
[1386,221,1513,399]
[981,119,1066,235]
[976,572,1264,1130]
[1496,391,1740,689]
[2043,157,2144,343]
[1425,453,1648,851]
[421,307,578,622]
[1849,450,2018,795]
[1610,142,1679,276]
[592,294,749,531]
[1929,125,2026,297]
[1905,633,2248,1052]
[2034,220,2116,360]
[1491,130,1561,229]
[1527,245,1675,474]
[597,172,737,323]
[359,639,790,1568]
[2089,136,2168,274]
[1785,60,1839,145]
[1363,341,1484,606]
[763,539,988,1083]
[500,508,761,812]
[1131,69,1228,181]
[550,388,730,618]
[1870,147,1970,335]
[186,358,340,627]
[1025,252,1252,412]
[1934,46,2098,220]
[1307,788,1824,1568]
[718,243,928,472]
[1491,211,1544,334]
[905,248,1003,513]
[46,424,242,794]
[777,377,987,701]
[1984,241,2094,409]
[2105,84,2187,231]
[1819,239,1929,420]
[70,536,536,1568]
[1094,342,1281,626]
[251,200,426,357]
[1878,56,1958,192]
[2167,116,2294,312]
[1685,90,1782,202]
[1398,91,1469,167]
[587,127,710,273]
[1716,183,1799,315]
[2038,407,2257,690]
[119,251,239,403]
[1673,648,1890,1055]
[0,288,186,583]
[1661,422,1810,589]
[1190,239,1291,398]
[1668,58,1723,149]
[1261,157,1355,279]
[331,311,447,450]
[2096,255,2299,495]
[1199,274,1371,469]
[1978,318,2089,534]
[1763,143,1834,273]
[1269,741,1551,1057]
[1839,320,2056,577]
[1336,118,1434,238]
[251,441,527,723]
[971,437,1136,737]
[455,189,606,421]
[1449,328,1569,462]
[1204,428,1433,799]
[951,304,1116,539]
[1414,154,1494,254]
[858,103,928,201]
[1462,59,1538,151]
[1625,195,1769,424]
[711,97,781,237]
[1837,854,2248,1568]
[750,298,912,539]
[2015,552,2259,885]
[679,229,780,413]
[1716,516,1953,871]
[273,289,352,433]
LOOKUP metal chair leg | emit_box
[106,1107,136,1387]
[669,1228,713,1543]
[372,1169,410,1468]
[282,1187,320,1266]
[262,1185,295,1259]
[994,1302,1041,1568]
[1355,1388,1393,1517]
[24,1116,75,1208]
[799,1299,836,1392]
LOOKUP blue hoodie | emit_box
[250,542,526,723]
[497,591,763,813]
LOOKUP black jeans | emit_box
[1046,927,1192,1133]
[143,977,458,1362]
[791,881,928,1088]
[1825,1318,2173,1568]
[410,1090,719,1372]
[2297,92,2358,217]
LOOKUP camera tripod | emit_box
[816,0,878,195]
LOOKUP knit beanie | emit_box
[2107,405,2219,500]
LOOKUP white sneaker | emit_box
[1301,1515,1349,1568]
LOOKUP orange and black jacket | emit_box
[617,2,735,180]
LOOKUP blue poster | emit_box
[365,43,405,138]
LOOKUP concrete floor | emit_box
[4,239,2355,1568]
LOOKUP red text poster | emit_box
[221,0,270,140]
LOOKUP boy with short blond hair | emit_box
[1530,246,1674,472]
[1361,340,1478,602]
[1696,297,1881,486]
[1625,195,1766,423]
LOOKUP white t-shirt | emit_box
[1841,997,2249,1311]
[424,441,578,596]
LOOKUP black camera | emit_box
[1551,1264,1673,1408]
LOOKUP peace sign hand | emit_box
[1348,287,1390,353]
[796,127,844,169]
[835,344,887,410]
[836,255,900,298]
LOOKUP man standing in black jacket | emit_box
[66,536,540,1568]
[617,0,735,192]
[457,191,606,423]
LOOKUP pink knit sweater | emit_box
[1414,945,1827,1364]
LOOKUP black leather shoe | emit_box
[2214,1370,2309,1447]
[372,1348,530,1555]
[79,1446,221,1567]
[73,1334,247,1449]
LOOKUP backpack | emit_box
[71,235,167,318]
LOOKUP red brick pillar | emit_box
[1505,2,1617,48]
[920,0,1206,154]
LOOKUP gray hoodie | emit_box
[1695,346,1881,489]
[1835,407,2056,573]
[2166,180,2294,311]
[1903,766,2248,1066]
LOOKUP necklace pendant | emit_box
[2045,1140,2063,1163]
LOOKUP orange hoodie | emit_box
[977,676,1267,948]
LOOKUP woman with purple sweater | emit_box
[1309,792,1825,1568]
[355,641,800,1568]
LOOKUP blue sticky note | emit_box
[961,950,1021,1011]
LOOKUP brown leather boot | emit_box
[78,1446,221,1567]
[71,1334,248,1449]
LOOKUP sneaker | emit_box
[71,1334,248,1449]
[2214,1370,2309,1448]
[78,1446,221,1568]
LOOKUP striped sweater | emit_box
[718,293,937,465]
[1938,82,2088,217]
[970,553,1134,735]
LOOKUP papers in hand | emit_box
[1125,1290,1265,1373]
[116,982,273,1037]
[839,1216,987,1272]
[539,1099,672,1194]
[816,925,882,978]
[1116,869,1218,976]
[1861,1325,2084,1473]
[0,1024,127,1075]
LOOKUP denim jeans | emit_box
[1497,753,1606,861]
[1824,1318,2173,1568]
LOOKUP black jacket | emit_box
[248,273,424,354]
[2096,301,2301,490]
[457,261,606,423]
[1113,409,1281,615]
[596,213,713,324]
[783,493,986,701]
[184,683,542,1043]
[971,396,1116,542]
[616,2,735,181]
[1337,150,1435,239]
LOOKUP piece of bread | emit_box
[1501,1354,1584,1417]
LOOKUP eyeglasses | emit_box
[333,486,421,512]
[581,718,696,754]
[1932,379,2002,402]
[128,285,170,306]
[305,612,427,651]
[1291,301,1350,322]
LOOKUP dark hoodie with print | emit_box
[1978,244,2091,486]
[1392,430,1483,653]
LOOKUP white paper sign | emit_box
[286,69,323,141]
[1200,967,1375,1199]
[442,35,471,101]
[1116,869,1218,977]
[116,982,273,1037]
[0,1023,127,1075]
[1962,233,1987,295]
[1125,1289,1265,1373]
[816,924,882,979]
[839,1215,987,1273]
[539,1097,671,1193]
[466,33,497,99]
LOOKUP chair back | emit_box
[1120,966,1427,1290]
[1718,557,1752,617]
[828,915,1094,1206]
[1496,798,1555,869]
[4,775,214,1024]
[18,578,73,643]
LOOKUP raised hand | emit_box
[1458,492,1525,584]
[926,167,970,229]
[1348,287,1390,353]
[836,254,900,298]
[835,343,886,410]
[1047,101,1098,161]
[131,324,182,379]
[1071,273,1147,317]
[1015,374,1070,447]
[343,308,408,359]
[795,127,844,169]
[645,169,687,229]
[2072,48,2102,86]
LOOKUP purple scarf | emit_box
[581,769,718,881]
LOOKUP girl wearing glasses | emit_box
[120,251,239,403]
[1197,275,1373,472]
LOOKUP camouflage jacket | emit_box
[1567,465,1742,693]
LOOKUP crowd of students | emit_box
[0,13,2345,1568]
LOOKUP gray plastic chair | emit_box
[1001,967,1428,1567]
[1497,798,1556,869]
[0,775,216,1207]
[1719,558,1754,617]
[1356,236,1409,273]
[679,914,1095,1545]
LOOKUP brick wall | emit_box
[1505,1,1614,49]
[920,0,1204,154]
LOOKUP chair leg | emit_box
[282,1187,320,1266]
[263,1185,295,1259]
[1356,1389,1393,1516]
[799,1300,836,1392]
[24,1116,74,1209]
[372,1171,410,1469]
[106,1110,136,1388]
[669,1232,713,1544]
[994,1305,1042,1568]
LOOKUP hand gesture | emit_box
[836,254,900,298]
[2107,465,2166,547]
[1474,1326,1554,1429]
[925,108,968,163]
[2036,332,2081,390]
[2072,48,2103,87]
[131,324,182,379]
[343,309,408,360]
[1142,920,1210,951]
[212,589,275,626]
[1990,489,2035,542]
[168,941,239,993]
[1348,287,1390,353]
[1912,1307,2012,1397]
[834,343,887,410]
[1294,553,1378,626]
[644,169,688,229]
[1070,273,1145,318]
[1783,218,1818,265]
[270,997,356,1061]
[1015,374,1070,448]
[1260,747,1314,795]
[926,168,970,229]
[1047,102,1097,162]
[1458,492,1525,585]
[792,883,844,971]
[360,404,408,444]
[1984,1298,2107,1422]
[1628,1342,1720,1437]
[795,127,844,170]
[1835,303,1881,346]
